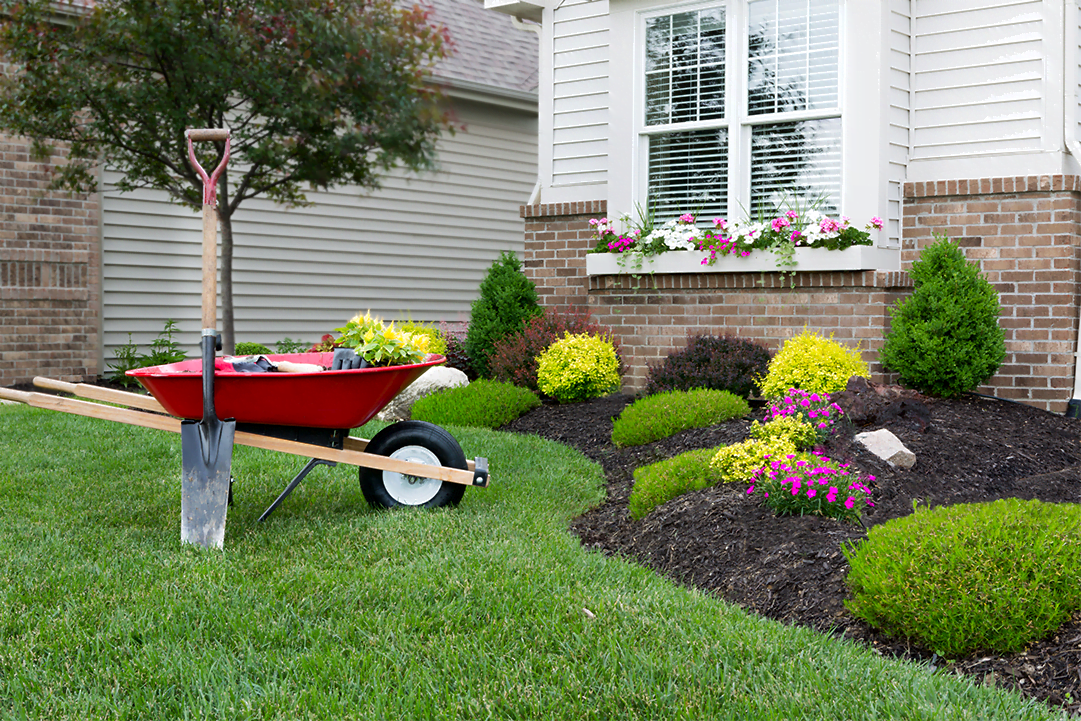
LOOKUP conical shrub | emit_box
[465,251,541,378]
[881,235,1005,397]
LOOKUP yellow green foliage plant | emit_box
[536,332,621,403]
[709,436,798,485]
[758,328,870,398]
[749,414,819,450]
[334,311,431,367]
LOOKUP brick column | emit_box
[0,133,101,387]
[903,175,1081,412]
[521,201,605,314]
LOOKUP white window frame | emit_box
[633,0,846,223]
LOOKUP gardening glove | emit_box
[331,347,364,370]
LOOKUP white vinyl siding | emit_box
[911,0,1045,161]
[887,0,911,247]
[101,100,537,361]
[552,0,611,187]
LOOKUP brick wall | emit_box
[521,173,1081,413]
[0,133,101,387]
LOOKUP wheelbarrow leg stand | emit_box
[258,458,338,522]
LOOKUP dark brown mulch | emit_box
[498,388,1081,715]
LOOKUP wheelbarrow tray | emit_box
[127,352,444,429]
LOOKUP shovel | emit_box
[180,128,235,549]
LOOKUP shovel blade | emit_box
[180,417,236,549]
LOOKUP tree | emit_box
[0,0,452,352]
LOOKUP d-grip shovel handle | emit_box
[186,129,231,330]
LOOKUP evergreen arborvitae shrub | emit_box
[465,251,542,378]
[880,235,1005,398]
[646,334,772,398]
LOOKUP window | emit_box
[641,0,841,221]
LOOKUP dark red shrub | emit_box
[440,324,477,380]
[645,334,772,398]
[309,333,344,352]
[489,307,624,392]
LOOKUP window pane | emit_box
[750,117,840,216]
[748,0,838,116]
[648,128,729,220]
[644,7,726,126]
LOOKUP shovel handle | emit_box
[186,128,231,330]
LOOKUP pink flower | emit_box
[785,210,798,219]
[870,216,883,230]
[679,213,695,223]
[771,217,790,231]
[747,486,755,494]
[713,217,727,229]
[817,422,827,429]
[790,231,803,243]
[844,497,855,509]
[806,488,816,498]
[764,492,769,498]
[819,218,840,234]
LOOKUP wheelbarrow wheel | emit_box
[359,421,467,509]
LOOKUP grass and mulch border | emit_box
[0,400,1068,718]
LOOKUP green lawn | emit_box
[0,404,1064,719]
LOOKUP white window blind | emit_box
[751,118,841,215]
[645,8,726,126]
[649,128,729,219]
[748,0,839,116]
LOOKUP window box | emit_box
[585,245,899,276]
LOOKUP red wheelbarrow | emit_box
[0,355,489,518]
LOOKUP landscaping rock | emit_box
[854,428,916,469]
[376,366,468,422]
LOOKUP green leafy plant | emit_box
[628,446,727,520]
[489,307,623,392]
[709,437,798,485]
[758,329,870,398]
[843,499,1081,657]
[747,450,873,523]
[645,334,772,398]
[334,311,431,366]
[880,235,1006,397]
[465,252,542,378]
[274,338,309,354]
[234,342,272,355]
[107,334,142,387]
[410,380,540,428]
[612,389,749,447]
[536,332,621,403]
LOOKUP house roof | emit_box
[427,0,539,99]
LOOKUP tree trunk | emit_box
[218,171,235,355]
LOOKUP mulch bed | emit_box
[498,386,1081,715]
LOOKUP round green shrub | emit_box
[758,329,869,398]
[646,334,772,398]
[880,235,1005,397]
[536,332,621,403]
[629,446,726,520]
[843,498,1081,658]
[612,388,750,447]
[234,341,272,355]
[465,252,542,378]
[410,379,540,428]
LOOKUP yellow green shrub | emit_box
[749,414,818,450]
[709,437,798,485]
[758,329,869,398]
[536,332,621,403]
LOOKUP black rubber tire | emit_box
[359,421,468,509]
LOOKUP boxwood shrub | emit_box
[612,388,750,447]
[410,379,540,429]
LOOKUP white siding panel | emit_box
[911,0,1045,160]
[101,100,537,359]
[887,0,911,248]
[551,0,609,187]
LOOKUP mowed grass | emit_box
[0,404,1064,720]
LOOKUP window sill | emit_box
[585,246,900,276]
